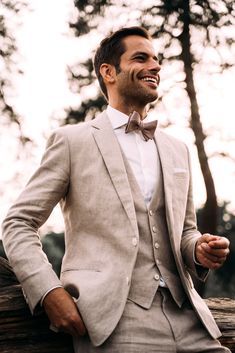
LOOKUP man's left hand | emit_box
[195,233,230,270]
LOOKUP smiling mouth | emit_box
[140,76,159,87]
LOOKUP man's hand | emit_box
[195,233,230,270]
[42,287,86,337]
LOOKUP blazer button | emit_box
[132,237,138,246]
[154,242,160,249]
[154,274,160,281]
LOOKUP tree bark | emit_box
[205,298,235,350]
[179,0,218,234]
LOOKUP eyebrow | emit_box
[131,51,159,62]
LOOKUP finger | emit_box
[208,238,230,249]
[66,312,86,337]
[204,253,227,264]
[199,257,224,270]
[54,316,85,337]
[61,324,79,337]
[196,246,227,268]
[73,317,87,336]
[201,233,220,243]
[201,244,230,257]
[201,252,222,263]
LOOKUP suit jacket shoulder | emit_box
[157,129,188,153]
[49,111,109,147]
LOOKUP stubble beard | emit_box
[117,71,159,108]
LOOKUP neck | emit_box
[109,100,148,120]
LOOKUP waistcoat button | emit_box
[154,274,160,281]
[154,242,160,249]
[149,209,154,216]
[152,225,157,233]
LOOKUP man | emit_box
[2,27,230,352]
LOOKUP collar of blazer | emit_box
[91,111,175,240]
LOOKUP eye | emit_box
[134,55,146,62]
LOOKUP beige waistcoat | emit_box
[123,150,186,308]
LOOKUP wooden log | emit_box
[0,257,234,352]
[205,298,235,351]
[0,257,73,353]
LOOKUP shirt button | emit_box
[132,237,138,246]
[126,276,130,285]
[152,226,157,233]
[149,209,154,216]
[154,274,160,281]
[154,242,160,249]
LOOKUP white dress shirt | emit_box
[106,105,160,207]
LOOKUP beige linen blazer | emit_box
[2,111,221,346]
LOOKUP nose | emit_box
[149,58,161,74]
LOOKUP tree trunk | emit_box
[179,0,218,234]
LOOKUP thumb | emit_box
[200,233,219,244]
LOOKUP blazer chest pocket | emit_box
[173,168,188,179]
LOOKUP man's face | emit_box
[114,35,161,107]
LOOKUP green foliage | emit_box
[41,232,65,276]
[0,242,6,259]
[197,203,235,298]
[0,232,65,276]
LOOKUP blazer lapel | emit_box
[155,130,175,241]
[91,111,138,236]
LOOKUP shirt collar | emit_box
[106,105,129,130]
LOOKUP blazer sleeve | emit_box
[180,145,208,281]
[1,129,70,313]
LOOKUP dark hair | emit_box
[94,26,151,99]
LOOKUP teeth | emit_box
[141,77,157,84]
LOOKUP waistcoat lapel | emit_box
[154,131,175,241]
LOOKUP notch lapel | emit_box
[91,112,138,236]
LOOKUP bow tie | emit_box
[125,111,158,141]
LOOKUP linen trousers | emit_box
[73,288,231,353]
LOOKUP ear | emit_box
[99,63,116,84]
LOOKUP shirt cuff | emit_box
[40,285,63,306]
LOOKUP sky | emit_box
[0,0,235,236]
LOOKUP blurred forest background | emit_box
[0,0,235,298]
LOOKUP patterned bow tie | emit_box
[125,111,158,141]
